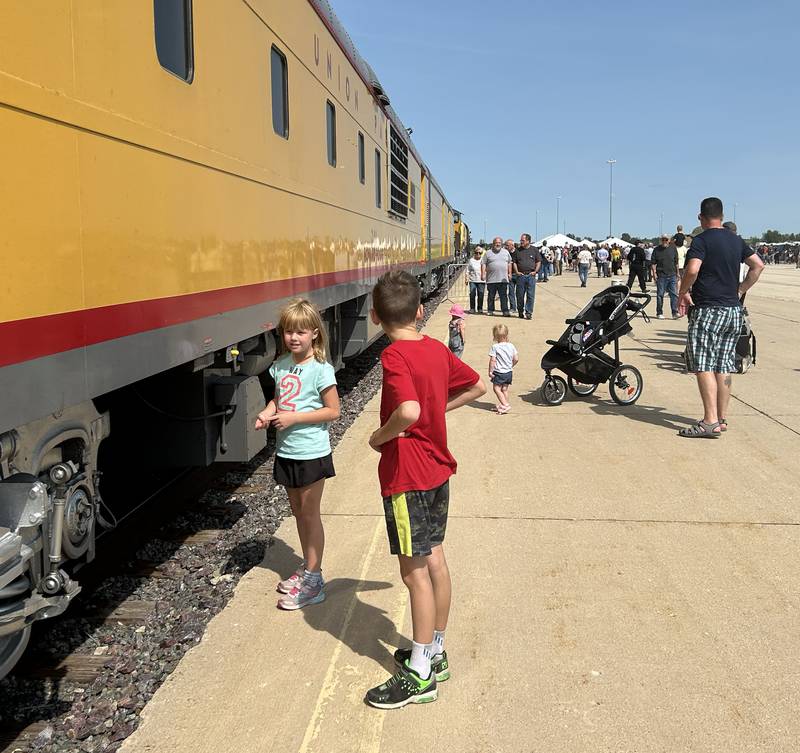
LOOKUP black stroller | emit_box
[540,285,651,406]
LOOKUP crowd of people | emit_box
[464,228,700,322]
[455,199,767,418]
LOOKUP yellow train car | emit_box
[0,0,459,677]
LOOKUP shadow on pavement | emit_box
[469,400,502,412]
[520,387,548,406]
[589,401,693,431]
[257,537,400,672]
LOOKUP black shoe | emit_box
[393,649,450,681]
[525,313,532,320]
[502,313,511,317]
[518,313,525,319]
[365,662,438,709]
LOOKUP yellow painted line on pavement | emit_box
[362,582,410,753]
[298,517,387,753]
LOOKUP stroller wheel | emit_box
[567,377,599,397]
[609,364,643,405]
[541,375,567,405]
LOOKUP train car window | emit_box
[409,182,417,214]
[358,132,365,184]
[375,150,382,208]
[326,101,337,167]
[270,46,289,138]
[153,0,194,83]
[388,126,409,218]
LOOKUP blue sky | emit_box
[332,0,800,241]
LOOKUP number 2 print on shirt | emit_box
[278,373,302,411]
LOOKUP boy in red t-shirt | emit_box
[364,270,485,709]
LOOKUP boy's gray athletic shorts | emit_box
[382,481,449,557]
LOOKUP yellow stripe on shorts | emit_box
[391,493,413,556]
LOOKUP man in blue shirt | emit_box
[677,197,764,438]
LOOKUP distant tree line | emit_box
[755,229,800,244]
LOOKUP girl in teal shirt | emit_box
[256,299,340,610]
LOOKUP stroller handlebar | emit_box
[625,291,652,311]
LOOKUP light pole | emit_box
[556,196,561,236]
[734,203,738,223]
[607,159,617,238]
[659,212,663,237]
[535,209,539,241]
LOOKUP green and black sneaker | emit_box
[393,648,450,681]
[365,662,437,709]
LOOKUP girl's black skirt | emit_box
[273,454,335,489]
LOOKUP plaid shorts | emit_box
[685,306,743,373]
[382,481,449,557]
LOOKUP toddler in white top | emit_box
[488,323,519,414]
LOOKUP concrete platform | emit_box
[121,266,800,753]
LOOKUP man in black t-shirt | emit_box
[512,233,541,319]
[676,197,764,438]
[626,241,647,292]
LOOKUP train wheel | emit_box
[567,377,599,397]
[541,375,567,405]
[609,364,643,405]
[0,573,32,679]
[0,627,30,679]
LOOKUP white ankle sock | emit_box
[408,641,432,679]
[303,569,323,586]
[433,630,445,656]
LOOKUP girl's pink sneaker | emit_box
[276,566,304,594]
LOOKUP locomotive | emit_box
[0,0,463,678]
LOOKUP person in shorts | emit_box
[488,323,518,414]
[677,197,764,437]
[255,299,341,608]
[364,270,485,709]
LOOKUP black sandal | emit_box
[678,420,722,438]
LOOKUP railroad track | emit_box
[0,280,458,753]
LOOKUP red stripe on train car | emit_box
[0,263,416,368]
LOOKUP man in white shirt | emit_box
[577,248,593,287]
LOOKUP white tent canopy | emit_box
[535,233,581,248]
[602,236,633,248]
[580,239,597,248]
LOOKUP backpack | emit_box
[735,307,756,373]
[673,232,685,247]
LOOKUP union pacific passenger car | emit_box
[0,0,460,677]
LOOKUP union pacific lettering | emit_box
[313,33,360,113]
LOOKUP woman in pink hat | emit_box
[447,304,467,359]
